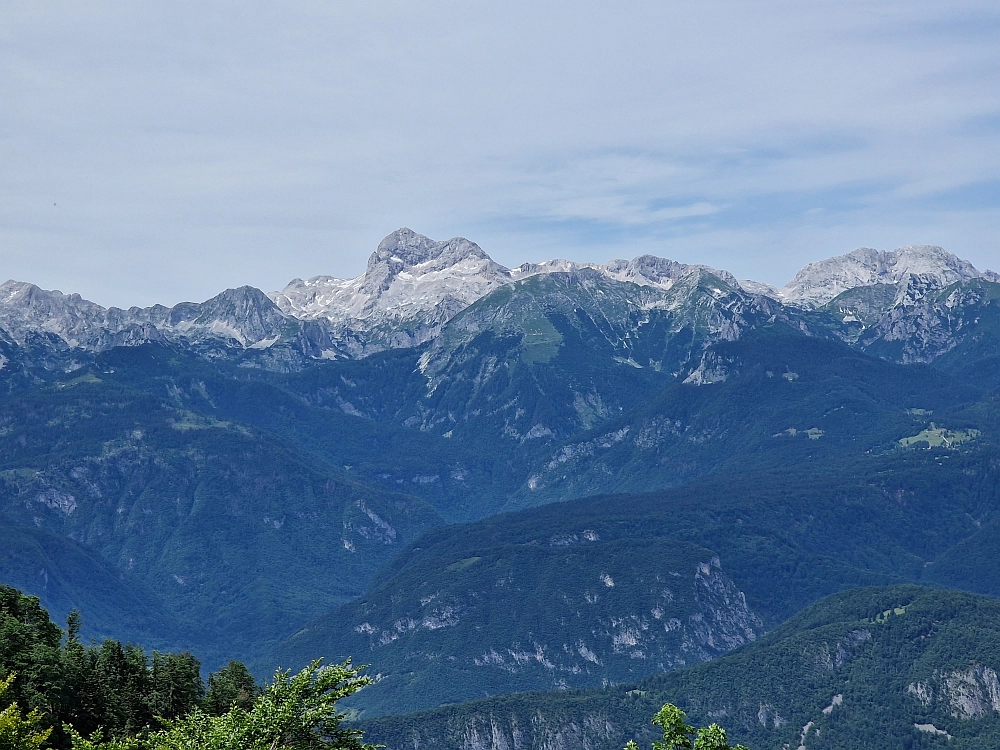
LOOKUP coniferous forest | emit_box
[0,584,374,750]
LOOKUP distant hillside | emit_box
[361,586,1000,750]
[273,443,1000,717]
[0,514,182,648]
[0,373,443,668]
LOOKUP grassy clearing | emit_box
[899,423,980,449]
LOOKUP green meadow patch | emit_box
[899,423,980,449]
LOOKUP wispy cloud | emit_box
[0,1,998,305]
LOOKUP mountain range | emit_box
[2,229,1000,747]
[3,229,997,364]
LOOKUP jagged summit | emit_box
[357,228,510,308]
[0,280,116,348]
[129,286,291,348]
[1,231,996,364]
[270,230,513,353]
[366,228,495,275]
[0,280,293,351]
[777,245,993,309]
[510,254,739,292]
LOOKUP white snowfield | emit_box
[0,227,996,354]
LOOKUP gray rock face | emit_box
[271,229,514,355]
[397,711,621,750]
[0,281,132,349]
[777,245,992,309]
[908,665,1000,720]
[0,280,298,352]
[511,254,740,293]
[857,280,1000,363]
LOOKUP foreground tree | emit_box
[203,661,261,716]
[69,659,378,750]
[0,672,52,750]
[625,702,749,750]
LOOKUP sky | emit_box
[2,1,999,308]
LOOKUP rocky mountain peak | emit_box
[511,255,739,293]
[270,230,513,355]
[361,229,508,299]
[367,228,493,273]
[0,280,109,347]
[153,286,290,347]
[0,280,101,317]
[603,255,741,291]
[197,286,282,319]
[778,245,989,308]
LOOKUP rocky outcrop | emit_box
[855,279,1000,363]
[777,245,992,309]
[908,665,1000,719]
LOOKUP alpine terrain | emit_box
[2,228,1000,748]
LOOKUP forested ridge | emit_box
[361,586,1000,750]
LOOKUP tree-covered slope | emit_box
[361,586,1000,750]
[272,442,1000,717]
[0,514,181,648]
[0,375,443,667]
[274,539,761,718]
[88,344,518,522]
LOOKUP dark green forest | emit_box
[0,584,374,750]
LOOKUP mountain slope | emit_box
[857,279,1000,367]
[361,586,1000,750]
[0,513,182,647]
[509,324,980,506]
[271,439,1000,716]
[0,373,443,667]
[274,540,761,717]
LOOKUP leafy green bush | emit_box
[67,660,375,750]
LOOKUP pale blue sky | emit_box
[2,1,999,306]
